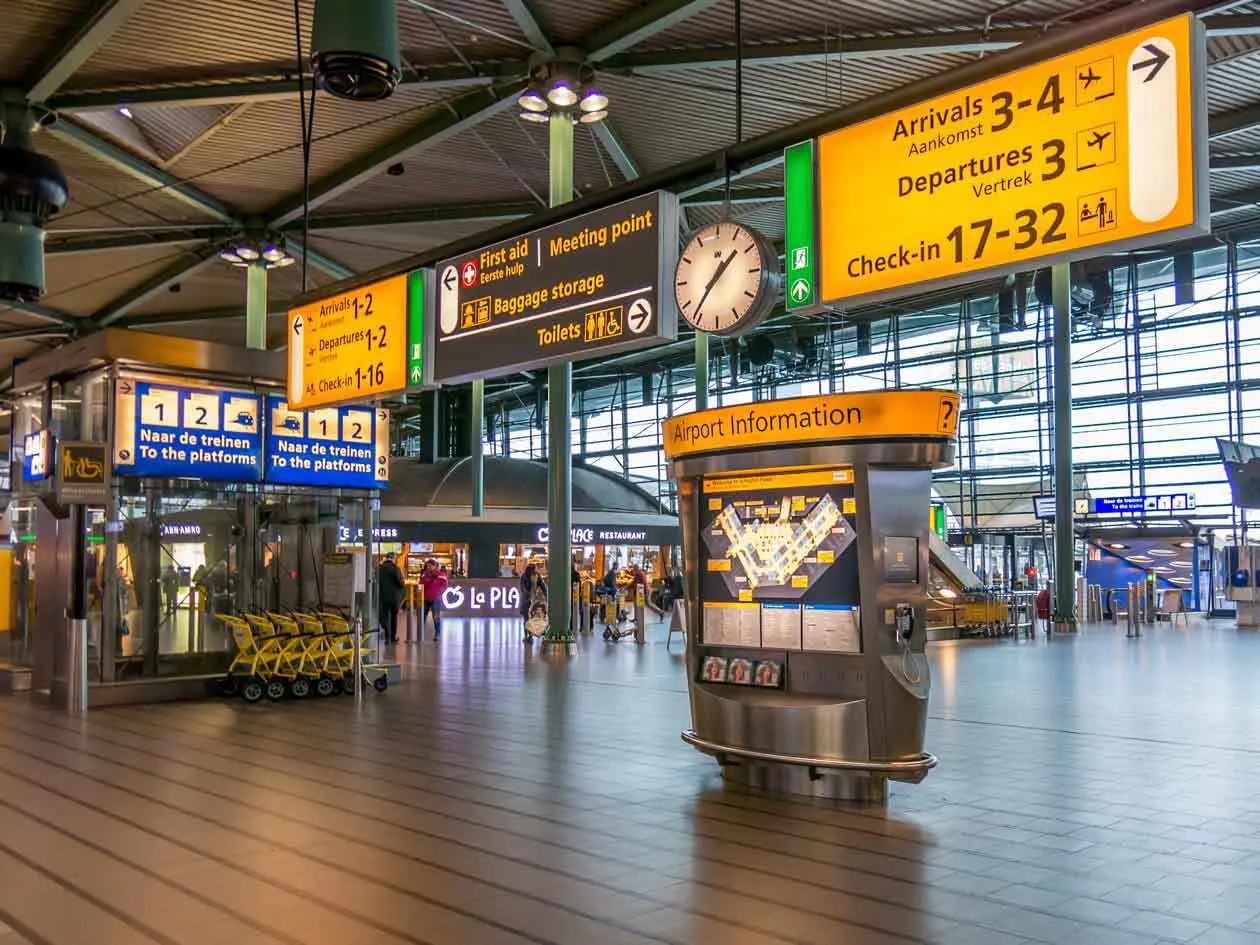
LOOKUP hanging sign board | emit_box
[787,14,1207,309]
[56,441,109,504]
[431,191,679,384]
[287,272,413,409]
[663,390,960,460]
[21,430,51,482]
[114,376,263,481]
[264,396,390,489]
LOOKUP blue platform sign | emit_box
[1092,493,1196,515]
[264,396,389,489]
[113,376,263,481]
[22,430,51,482]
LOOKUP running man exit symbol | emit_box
[792,247,809,270]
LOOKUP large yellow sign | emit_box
[817,14,1206,306]
[663,390,959,460]
[287,274,407,409]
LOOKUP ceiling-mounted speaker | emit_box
[0,97,67,301]
[311,0,402,102]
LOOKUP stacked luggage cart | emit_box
[217,610,390,702]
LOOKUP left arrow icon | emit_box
[442,267,457,291]
[293,314,303,336]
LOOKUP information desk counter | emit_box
[664,390,959,802]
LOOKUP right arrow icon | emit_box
[1131,42,1169,82]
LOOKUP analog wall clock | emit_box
[674,221,781,337]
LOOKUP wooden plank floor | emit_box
[1,617,1259,945]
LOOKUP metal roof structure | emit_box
[4,0,1260,397]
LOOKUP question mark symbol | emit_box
[940,399,956,431]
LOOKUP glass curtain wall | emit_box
[444,240,1260,543]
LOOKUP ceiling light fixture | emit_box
[1109,543,1128,550]
[117,106,134,119]
[519,54,608,126]
[218,235,296,270]
[1149,548,1177,556]
[1177,540,1195,548]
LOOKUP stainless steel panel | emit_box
[14,329,287,392]
[691,684,870,762]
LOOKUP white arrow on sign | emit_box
[790,279,811,304]
[439,265,459,335]
[289,314,304,402]
[627,297,653,334]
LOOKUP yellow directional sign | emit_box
[663,390,960,460]
[814,14,1207,306]
[287,274,408,409]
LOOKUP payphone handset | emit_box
[894,602,915,643]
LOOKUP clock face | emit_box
[674,222,778,336]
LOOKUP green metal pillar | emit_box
[695,330,709,410]
[1051,263,1076,629]
[471,378,485,517]
[546,114,574,640]
[245,262,267,350]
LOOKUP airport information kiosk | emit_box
[664,390,959,801]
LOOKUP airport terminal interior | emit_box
[4,0,1260,943]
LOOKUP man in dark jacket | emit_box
[378,553,406,644]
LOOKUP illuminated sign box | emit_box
[264,396,390,489]
[287,272,418,410]
[786,14,1208,309]
[114,376,263,482]
[22,430,50,482]
[432,191,679,384]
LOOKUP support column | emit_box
[245,262,267,350]
[471,378,485,518]
[546,114,574,640]
[695,331,709,410]
[1051,263,1076,629]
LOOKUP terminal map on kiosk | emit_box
[699,468,862,654]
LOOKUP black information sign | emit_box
[432,191,679,384]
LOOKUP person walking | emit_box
[419,558,448,642]
[378,553,406,645]
[520,563,546,642]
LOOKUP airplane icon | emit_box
[1079,66,1101,88]
[1087,129,1111,150]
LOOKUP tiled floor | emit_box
[0,616,1258,944]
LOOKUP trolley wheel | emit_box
[372,675,389,693]
[603,629,612,641]
[343,675,356,695]
[265,680,286,701]
[217,676,238,697]
[241,678,264,703]
[290,677,311,699]
[331,676,346,695]
[315,676,336,697]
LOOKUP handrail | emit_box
[681,730,937,774]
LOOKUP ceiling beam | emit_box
[109,306,251,329]
[287,238,355,280]
[500,0,554,54]
[48,63,523,112]
[46,228,227,254]
[291,200,540,230]
[266,85,525,227]
[1210,103,1260,140]
[585,0,723,62]
[26,0,147,102]
[0,325,74,343]
[0,299,82,328]
[591,120,642,181]
[603,14,1260,74]
[49,118,240,223]
[95,247,221,326]
[1212,186,1260,216]
[1212,154,1260,172]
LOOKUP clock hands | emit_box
[693,249,739,322]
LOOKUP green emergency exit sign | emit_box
[784,140,817,311]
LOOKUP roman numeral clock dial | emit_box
[674,222,781,337]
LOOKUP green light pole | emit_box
[245,262,267,350]
[545,111,574,641]
[695,331,709,410]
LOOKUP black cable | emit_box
[293,0,313,291]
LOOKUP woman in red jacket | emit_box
[419,559,449,641]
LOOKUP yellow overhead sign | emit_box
[813,14,1206,306]
[663,390,959,460]
[287,274,408,409]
